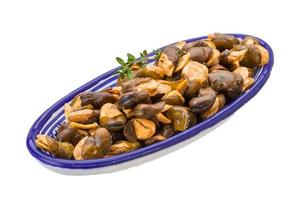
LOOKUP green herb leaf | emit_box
[115,53,137,80]
[136,50,149,67]
[127,53,136,62]
[116,57,125,65]
[126,70,133,79]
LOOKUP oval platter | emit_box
[26,33,274,174]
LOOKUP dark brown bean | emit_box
[118,90,150,109]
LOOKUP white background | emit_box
[0,0,299,199]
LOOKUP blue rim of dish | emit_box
[26,33,274,169]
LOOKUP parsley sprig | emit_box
[135,50,148,67]
[115,50,162,80]
[115,53,135,80]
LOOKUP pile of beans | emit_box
[35,33,269,160]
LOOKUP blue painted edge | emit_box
[26,33,274,169]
